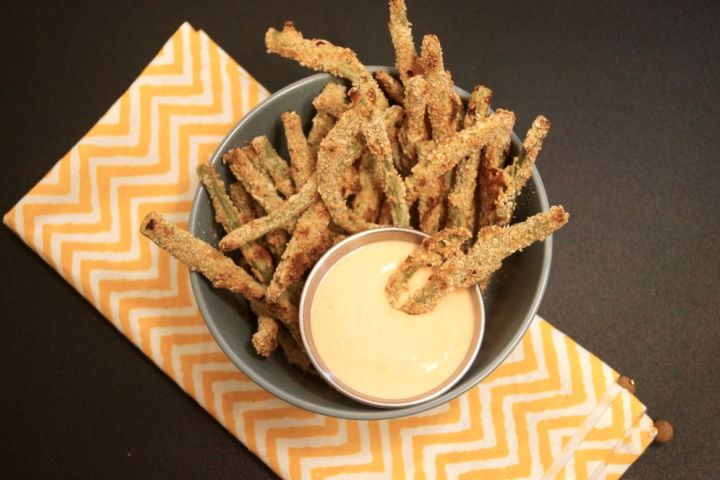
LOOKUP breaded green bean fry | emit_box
[307,112,335,153]
[414,140,446,234]
[374,70,405,104]
[470,86,509,172]
[417,179,448,234]
[266,202,338,302]
[281,111,315,189]
[352,150,383,223]
[224,148,284,213]
[140,212,265,301]
[312,82,348,119]
[277,328,314,373]
[477,161,508,229]
[405,109,515,200]
[197,164,242,233]
[265,22,386,110]
[416,35,459,233]
[399,76,428,169]
[266,22,366,84]
[383,105,405,175]
[465,85,492,127]
[446,152,481,231]
[451,89,465,132]
[140,212,292,352]
[385,227,471,308]
[228,182,288,259]
[494,116,551,226]
[362,112,410,226]
[251,136,295,198]
[400,206,569,314]
[220,175,319,252]
[307,83,347,152]
[316,105,373,233]
[228,182,258,225]
[463,205,567,286]
[197,164,274,284]
[419,34,457,141]
[252,315,279,357]
[248,295,302,346]
[388,0,419,86]
[484,123,511,171]
[445,88,493,230]
[248,303,280,358]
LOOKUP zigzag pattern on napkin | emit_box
[4,23,654,480]
[4,23,266,364]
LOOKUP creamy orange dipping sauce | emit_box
[309,239,478,401]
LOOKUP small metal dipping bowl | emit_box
[299,227,485,408]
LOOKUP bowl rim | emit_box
[188,66,552,420]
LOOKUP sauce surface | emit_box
[309,240,477,401]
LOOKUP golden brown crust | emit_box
[362,109,410,226]
[494,115,551,226]
[281,111,315,189]
[419,34,456,142]
[307,112,335,154]
[265,22,386,111]
[266,202,337,302]
[250,135,296,199]
[385,227,471,308]
[244,293,301,344]
[399,206,569,313]
[307,83,347,154]
[451,84,493,231]
[219,176,319,252]
[316,104,375,233]
[229,180,288,263]
[197,165,275,284]
[383,104,406,174]
[477,157,508,229]
[398,76,428,173]
[374,70,405,104]
[252,315,280,357]
[413,35,459,234]
[413,140,440,233]
[228,182,259,226]
[406,109,516,201]
[266,22,367,82]
[417,173,449,234]
[311,82,349,119]
[140,212,266,301]
[446,151,481,231]
[465,85,492,128]
[352,150,383,223]
[224,148,284,213]
[451,89,465,132]
[388,0,419,85]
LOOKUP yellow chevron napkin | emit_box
[4,23,656,479]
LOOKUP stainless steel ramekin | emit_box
[299,227,485,408]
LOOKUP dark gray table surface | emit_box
[2,1,718,478]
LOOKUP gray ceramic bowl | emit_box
[189,67,552,420]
